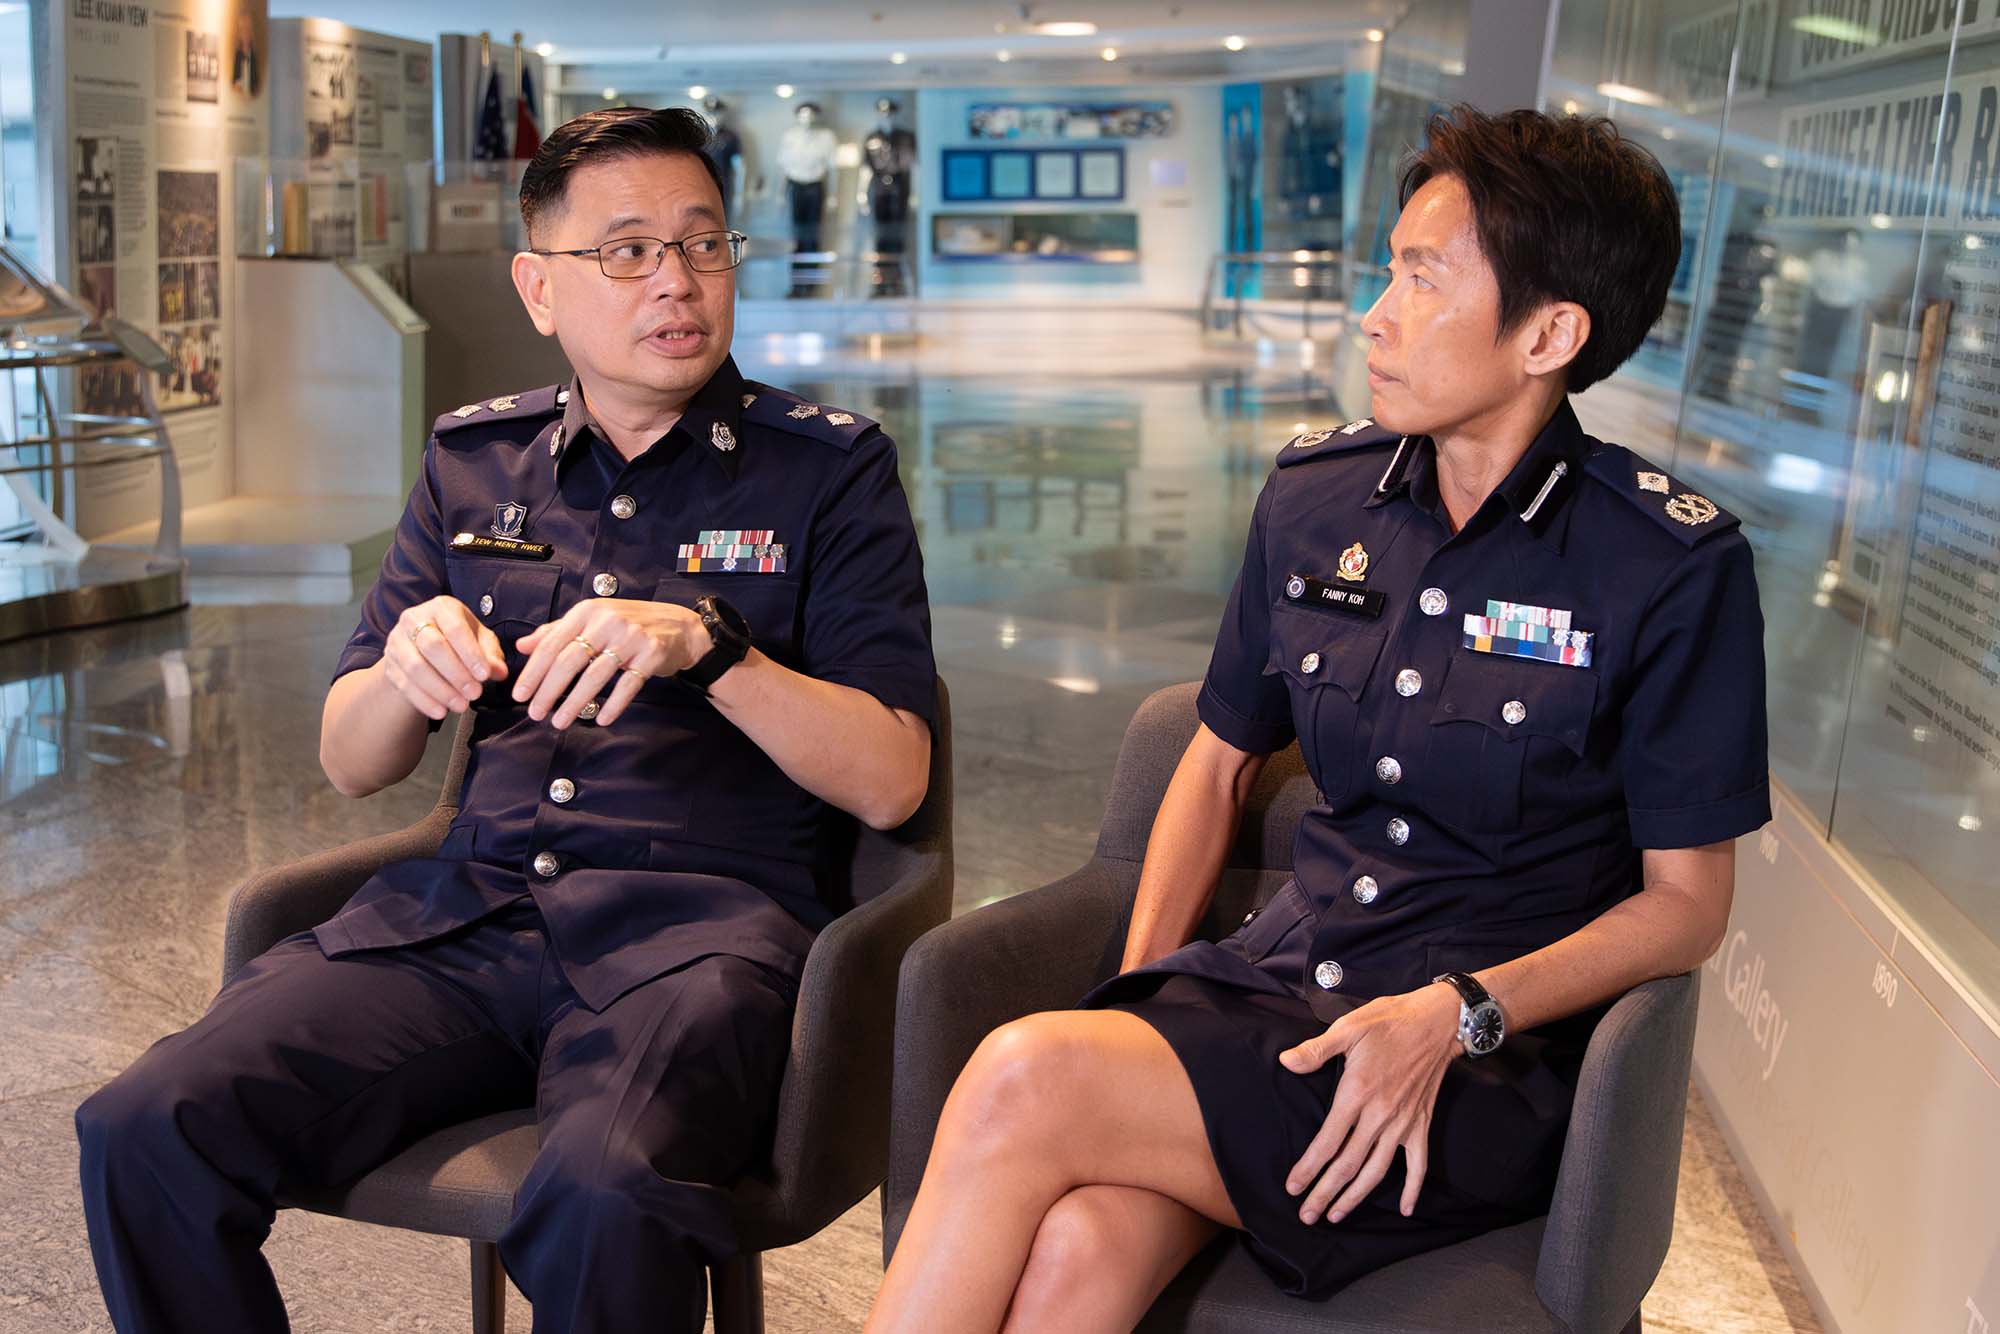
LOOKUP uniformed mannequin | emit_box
[780,100,837,295]
[871,105,1768,1332]
[79,106,936,1334]
[859,96,916,296]
[700,95,745,214]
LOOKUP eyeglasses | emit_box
[529,230,748,279]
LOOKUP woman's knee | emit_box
[1018,1187,1130,1294]
[950,1012,1099,1143]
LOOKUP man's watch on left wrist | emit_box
[1433,971,1506,1057]
[678,595,751,693]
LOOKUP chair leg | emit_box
[710,1252,766,1334]
[470,1240,507,1334]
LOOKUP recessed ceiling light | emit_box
[890,51,907,64]
[996,49,1012,62]
[601,88,618,100]
[688,85,708,99]
[1224,35,1246,51]
[776,84,795,98]
[535,42,554,57]
[1100,46,1119,61]
[1365,28,1384,42]
[1036,20,1098,36]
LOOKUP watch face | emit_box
[1466,1003,1505,1054]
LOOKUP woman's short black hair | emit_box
[1399,105,1681,393]
[519,107,727,242]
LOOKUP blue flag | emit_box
[474,64,507,160]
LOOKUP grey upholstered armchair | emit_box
[885,682,1697,1334]
[221,680,953,1334]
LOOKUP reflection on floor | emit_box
[0,322,1817,1331]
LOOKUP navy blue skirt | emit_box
[1082,921,1586,1300]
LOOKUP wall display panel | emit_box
[966,101,1173,140]
[941,147,1123,203]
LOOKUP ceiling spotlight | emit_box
[601,88,618,100]
[534,41,554,57]
[1036,20,1098,36]
[776,83,795,98]
[1100,46,1118,61]
[1365,28,1384,42]
[996,49,1012,62]
[688,85,708,99]
[1595,80,1664,106]
[890,51,907,64]
[1224,35,1246,51]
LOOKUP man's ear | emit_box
[1518,300,1590,380]
[511,251,558,337]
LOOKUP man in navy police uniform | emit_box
[78,107,935,1333]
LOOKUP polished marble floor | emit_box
[0,319,1818,1331]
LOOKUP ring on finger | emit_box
[409,620,439,644]
[570,635,595,656]
[596,648,622,669]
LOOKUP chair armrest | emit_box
[882,860,1131,1260]
[219,808,454,988]
[730,837,954,1250]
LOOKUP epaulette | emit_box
[432,385,564,437]
[1584,445,1741,547]
[1274,416,1401,467]
[741,382,877,452]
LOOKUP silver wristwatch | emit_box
[1433,971,1506,1057]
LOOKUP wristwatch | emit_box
[678,595,752,693]
[1433,971,1506,1057]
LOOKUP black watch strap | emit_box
[1432,971,1491,1007]
[678,595,751,692]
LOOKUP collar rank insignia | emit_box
[678,529,786,573]
[451,403,482,418]
[555,388,571,406]
[1339,418,1374,434]
[712,421,737,452]
[1665,493,1719,526]
[742,393,757,409]
[488,395,518,412]
[1637,470,1669,494]
[1336,541,1369,582]
[548,424,564,456]
[788,403,820,420]
[492,501,528,539]
[826,412,856,426]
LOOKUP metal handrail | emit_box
[1200,249,1344,339]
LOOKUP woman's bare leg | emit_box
[866,1009,1239,1334]
[1000,1185,1220,1334]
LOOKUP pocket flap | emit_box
[448,561,562,627]
[1266,602,1387,701]
[1431,649,1596,755]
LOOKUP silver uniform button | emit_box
[1502,699,1528,725]
[578,701,600,721]
[1352,875,1379,905]
[1314,960,1344,990]
[532,851,559,877]
[1420,587,1449,617]
[1394,668,1422,697]
[1387,816,1410,845]
[1375,755,1403,785]
[610,494,637,520]
[549,778,575,804]
[1301,652,1322,675]
[592,572,619,597]
[478,593,494,616]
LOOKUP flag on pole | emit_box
[514,62,542,160]
[473,63,508,160]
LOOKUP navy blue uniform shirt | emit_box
[322,356,935,1010]
[1186,400,1770,1008]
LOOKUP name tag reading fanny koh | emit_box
[450,533,554,561]
[1284,573,1386,619]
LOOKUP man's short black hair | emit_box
[519,107,727,243]
[1399,105,1681,393]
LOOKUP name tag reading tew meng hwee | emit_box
[450,532,554,561]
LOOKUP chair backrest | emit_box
[1094,683,1315,939]
[1535,970,1701,1331]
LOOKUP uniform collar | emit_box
[1364,398,1589,548]
[554,356,749,483]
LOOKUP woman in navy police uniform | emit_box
[870,107,1769,1330]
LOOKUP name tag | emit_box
[1283,573,1386,619]
[450,533,554,561]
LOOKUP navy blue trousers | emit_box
[76,899,796,1334]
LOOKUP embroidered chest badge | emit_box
[491,501,528,539]
[1336,541,1369,582]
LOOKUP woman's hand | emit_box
[513,598,714,728]
[1278,981,1463,1225]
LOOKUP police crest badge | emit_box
[1336,541,1369,582]
[491,501,528,539]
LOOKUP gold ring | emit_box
[571,636,595,656]
[409,620,438,644]
[597,648,622,669]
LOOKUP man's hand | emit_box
[513,598,714,729]
[1278,982,1464,1225]
[386,596,507,722]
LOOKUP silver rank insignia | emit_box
[741,393,757,409]
[451,403,482,418]
[549,424,564,456]
[787,403,820,420]
[488,395,519,412]
[492,501,528,539]
[826,412,855,426]
[1637,470,1669,494]
[712,421,737,452]
[1666,493,1719,526]
[555,388,571,406]
[1290,429,1335,449]
[1339,418,1373,435]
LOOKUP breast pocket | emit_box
[446,558,563,632]
[1424,648,1597,833]
[651,572,803,661]
[1266,602,1388,803]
